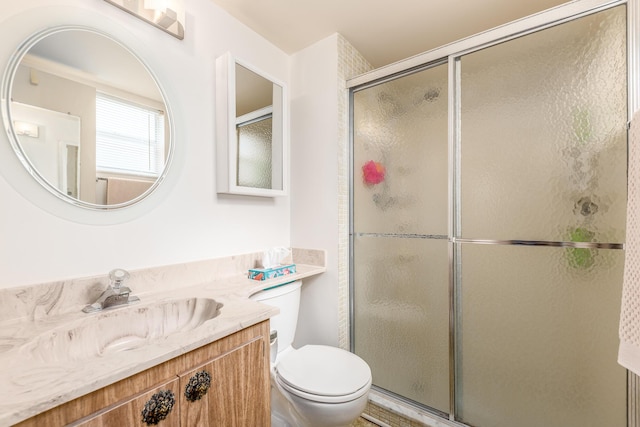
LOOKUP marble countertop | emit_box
[0,260,325,426]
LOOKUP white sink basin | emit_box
[21,298,222,363]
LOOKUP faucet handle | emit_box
[109,268,130,290]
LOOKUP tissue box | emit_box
[248,264,296,281]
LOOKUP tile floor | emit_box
[351,417,380,426]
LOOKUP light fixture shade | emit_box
[154,8,177,29]
[104,0,185,39]
[144,0,172,9]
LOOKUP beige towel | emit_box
[620,111,640,374]
[106,177,153,205]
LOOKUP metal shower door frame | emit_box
[349,0,638,423]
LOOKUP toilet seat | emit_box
[276,374,372,404]
[275,345,371,404]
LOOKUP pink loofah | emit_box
[362,160,385,185]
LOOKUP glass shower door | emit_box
[352,63,450,414]
[351,3,628,426]
[456,5,627,426]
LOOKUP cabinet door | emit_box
[72,378,180,427]
[179,338,269,426]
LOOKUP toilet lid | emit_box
[276,345,371,397]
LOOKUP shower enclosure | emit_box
[350,3,629,426]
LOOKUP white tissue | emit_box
[262,247,291,269]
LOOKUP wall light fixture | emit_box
[14,121,39,138]
[104,0,185,40]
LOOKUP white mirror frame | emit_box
[215,52,288,197]
[1,25,175,210]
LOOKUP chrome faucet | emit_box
[82,268,140,313]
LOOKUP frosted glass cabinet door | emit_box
[457,244,626,427]
[459,6,627,243]
[353,64,448,236]
[353,235,449,413]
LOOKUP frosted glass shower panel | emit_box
[457,244,626,427]
[353,235,449,413]
[353,64,448,235]
[459,6,627,242]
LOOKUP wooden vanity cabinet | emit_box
[15,321,270,427]
[179,338,269,426]
[72,378,181,427]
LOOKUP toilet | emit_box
[250,280,372,427]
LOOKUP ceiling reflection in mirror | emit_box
[2,27,172,209]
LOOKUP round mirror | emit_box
[1,26,173,209]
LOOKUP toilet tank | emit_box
[249,280,301,353]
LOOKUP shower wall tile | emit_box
[363,393,462,427]
[337,34,372,350]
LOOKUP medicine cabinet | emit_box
[215,52,287,197]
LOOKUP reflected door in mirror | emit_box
[12,102,81,197]
[237,109,272,189]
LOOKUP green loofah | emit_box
[567,227,595,269]
[572,108,593,144]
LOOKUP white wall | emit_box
[290,35,340,347]
[0,0,291,288]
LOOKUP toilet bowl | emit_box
[250,281,372,427]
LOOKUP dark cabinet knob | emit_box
[141,389,175,425]
[184,370,212,402]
